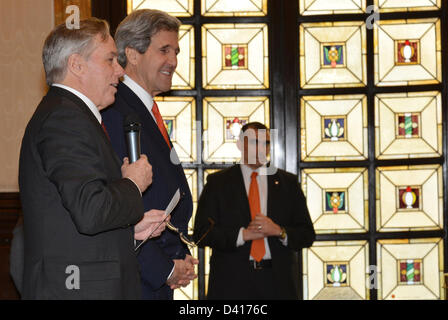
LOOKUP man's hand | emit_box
[134,209,169,240]
[246,214,282,238]
[167,256,198,290]
[121,154,152,193]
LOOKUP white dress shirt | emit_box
[122,75,157,122]
[236,164,287,260]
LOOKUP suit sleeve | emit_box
[36,107,144,235]
[283,175,316,250]
[193,175,241,251]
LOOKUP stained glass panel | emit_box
[202,0,267,16]
[301,168,368,234]
[377,238,444,300]
[127,0,193,16]
[300,22,367,88]
[184,169,197,234]
[375,91,442,159]
[202,24,269,89]
[299,0,366,15]
[375,0,441,12]
[155,97,196,162]
[301,95,368,161]
[374,18,441,86]
[376,165,443,232]
[172,25,195,90]
[203,97,270,163]
[303,241,369,300]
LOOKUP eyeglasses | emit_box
[166,217,215,248]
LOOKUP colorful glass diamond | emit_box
[396,40,419,65]
[225,117,248,140]
[397,113,419,138]
[399,260,422,285]
[325,191,346,214]
[224,45,248,69]
[398,186,420,210]
[326,263,348,287]
[323,117,346,141]
[323,44,344,68]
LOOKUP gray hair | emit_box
[42,18,110,86]
[115,9,181,68]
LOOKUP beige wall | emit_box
[0,0,54,192]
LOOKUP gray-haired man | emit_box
[102,9,198,300]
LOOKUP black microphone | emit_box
[124,113,142,164]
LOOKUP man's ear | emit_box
[125,47,139,66]
[66,53,85,78]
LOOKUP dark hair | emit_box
[241,122,269,133]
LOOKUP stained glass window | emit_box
[127,0,194,16]
[300,22,367,88]
[377,238,444,300]
[376,165,443,232]
[303,241,369,300]
[155,97,196,163]
[375,91,442,159]
[374,18,441,86]
[202,24,269,89]
[374,0,442,12]
[202,0,267,16]
[300,0,366,15]
[203,96,270,163]
[302,168,369,234]
[301,95,368,161]
[298,1,445,301]
[124,0,447,301]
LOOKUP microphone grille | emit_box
[124,113,141,132]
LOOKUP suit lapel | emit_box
[117,82,172,153]
[267,170,281,221]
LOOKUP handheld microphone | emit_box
[124,113,142,164]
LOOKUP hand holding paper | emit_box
[134,209,169,240]
[135,189,181,251]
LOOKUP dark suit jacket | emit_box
[101,82,192,299]
[18,86,144,299]
[193,165,315,300]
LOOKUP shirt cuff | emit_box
[167,264,175,281]
[280,234,288,246]
[125,177,142,196]
[236,227,245,247]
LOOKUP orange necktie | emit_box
[152,100,171,149]
[249,172,265,262]
[101,121,110,140]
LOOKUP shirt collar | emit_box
[52,83,102,124]
[122,74,154,111]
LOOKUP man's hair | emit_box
[114,9,181,68]
[42,18,110,86]
[241,122,269,134]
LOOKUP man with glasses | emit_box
[193,122,315,300]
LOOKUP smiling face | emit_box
[80,34,124,110]
[133,29,179,97]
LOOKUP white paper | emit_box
[135,188,180,251]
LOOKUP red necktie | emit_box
[101,121,110,140]
[152,101,171,149]
[249,172,265,262]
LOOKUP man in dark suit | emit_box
[19,18,167,299]
[193,122,316,300]
[102,9,198,300]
